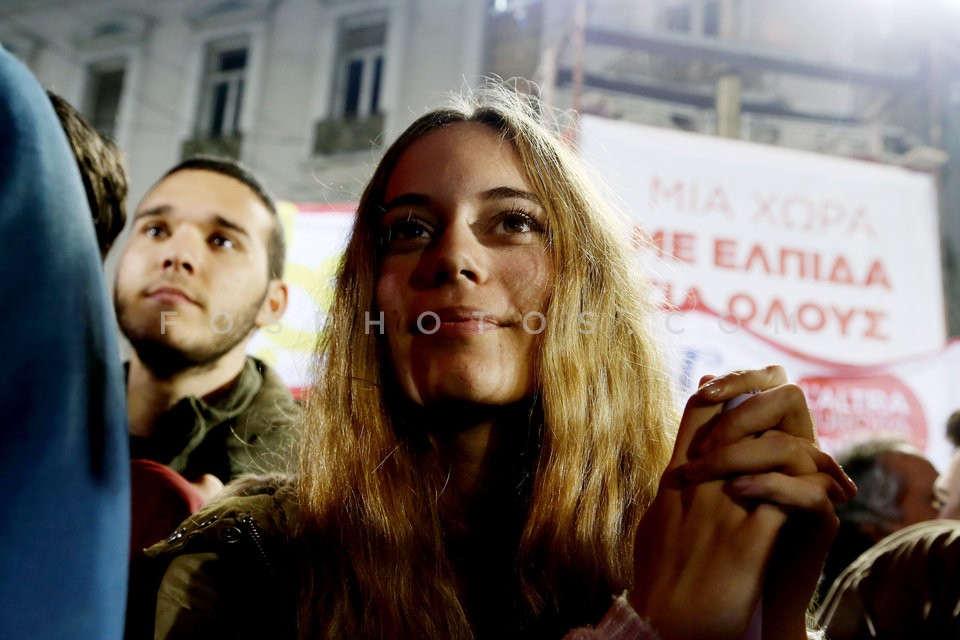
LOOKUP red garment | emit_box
[130,459,205,558]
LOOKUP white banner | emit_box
[578,114,946,366]
[666,308,960,469]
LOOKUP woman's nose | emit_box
[424,220,486,287]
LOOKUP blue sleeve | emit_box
[0,47,130,640]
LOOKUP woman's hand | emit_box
[629,366,855,640]
[629,382,786,639]
[688,367,855,637]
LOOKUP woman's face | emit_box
[375,122,554,409]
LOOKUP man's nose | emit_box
[161,232,200,275]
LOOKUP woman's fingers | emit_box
[729,470,852,512]
[698,383,816,453]
[684,432,857,500]
[684,431,816,478]
[687,367,804,458]
[667,391,725,470]
[697,365,788,401]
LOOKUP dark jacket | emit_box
[129,356,300,483]
[132,478,659,640]
[129,476,299,640]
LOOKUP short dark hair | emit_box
[47,91,128,259]
[165,156,286,279]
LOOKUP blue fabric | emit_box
[0,47,130,639]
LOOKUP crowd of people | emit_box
[3,40,959,639]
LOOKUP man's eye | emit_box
[145,224,166,237]
[211,235,235,249]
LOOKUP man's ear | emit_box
[255,279,288,328]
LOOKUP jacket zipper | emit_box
[239,515,276,577]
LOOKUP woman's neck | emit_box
[426,402,532,498]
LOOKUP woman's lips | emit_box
[409,308,504,336]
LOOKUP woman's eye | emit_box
[497,211,543,235]
[382,217,433,247]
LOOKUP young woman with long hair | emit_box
[145,84,854,640]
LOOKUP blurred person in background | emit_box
[817,438,940,603]
[935,409,960,518]
[47,90,127,260]
[817,519,960,638]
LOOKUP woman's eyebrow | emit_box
[382,187,542,213]
[480,186,542,205]
[382,193,433,212]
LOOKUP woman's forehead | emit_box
[383,122,530,203]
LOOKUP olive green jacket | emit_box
[130,476,299,640]
[129,356,300,483]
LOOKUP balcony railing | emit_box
[313,112,384,155]
[181,133,243,160]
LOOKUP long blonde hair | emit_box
[296,83,677,638]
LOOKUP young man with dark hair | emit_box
[114,156,299,486]
[47,90,128,259]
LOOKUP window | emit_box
[703,0,720,36]
[334,16,386,119]
[83,61,126,139]
[665,5,692,32]
[313,11,388,155]
[660,0,723,37]
[196,38,248,138]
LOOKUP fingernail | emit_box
[844,474,858,498]
[730,476,756,494]
[698,379,723,398]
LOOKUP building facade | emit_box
[3,0,958,333]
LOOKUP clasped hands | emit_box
[630,366,856,640]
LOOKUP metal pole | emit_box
[571,0,587,117]
[715,0,741,138]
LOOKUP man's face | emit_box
[114,169,279,375]
[887,451,941,531]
